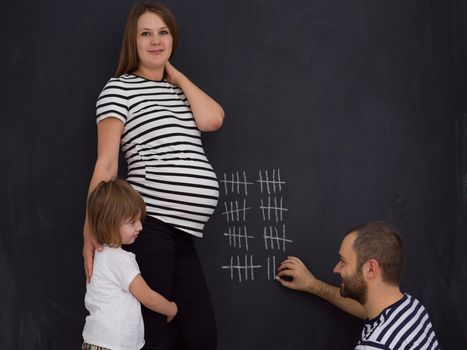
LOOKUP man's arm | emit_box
[276,256,367,319]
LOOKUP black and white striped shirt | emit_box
[356,294,440,350]
[96,74,219,237]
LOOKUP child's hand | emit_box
[166,302,178,323]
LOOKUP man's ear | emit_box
[363,259,380,280]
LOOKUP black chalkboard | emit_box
[2,0,467,349]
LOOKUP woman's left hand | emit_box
[164,61,224,131]
[165,61,185,86]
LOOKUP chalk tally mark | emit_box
[220,171,253,196]
[267,256,277,281]
[257,169,285,194]
[263,224,292,251]
[222,199,250,223]
[224,226,254,250]
[220,168,292,283]
[221,255,262,282]
[259,196,288,222]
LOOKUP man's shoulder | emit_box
[359,292,439,350]
[355,340,390,349]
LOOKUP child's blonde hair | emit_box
[87,178,146,246]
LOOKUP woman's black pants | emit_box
[124,216,217,350]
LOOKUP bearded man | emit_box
[276,221,440,350]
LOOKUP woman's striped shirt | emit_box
[355,293,440,350]
[96,74,219,237]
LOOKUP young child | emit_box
[82,178,177,350]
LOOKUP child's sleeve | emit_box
[106,250,141,292]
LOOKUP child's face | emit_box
[119,216,143,245]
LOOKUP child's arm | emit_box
[129,274,178,322]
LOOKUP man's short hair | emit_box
[347,221,404,285]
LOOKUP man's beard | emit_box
[339,270,368,305]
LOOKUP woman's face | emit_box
[135,12,173,77]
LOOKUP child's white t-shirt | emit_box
[82,246,144,350]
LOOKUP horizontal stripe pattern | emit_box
[96,74,219,237]
[355,294,440,350]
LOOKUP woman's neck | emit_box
[133,66,164,81]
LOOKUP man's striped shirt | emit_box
[355,293,440,350]
[96,74,219,237]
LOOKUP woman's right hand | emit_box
[83,226,103,283]
[83,117,123,282]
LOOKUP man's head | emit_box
[333,221,404,304]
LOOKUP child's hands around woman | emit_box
[166,302,178,323]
